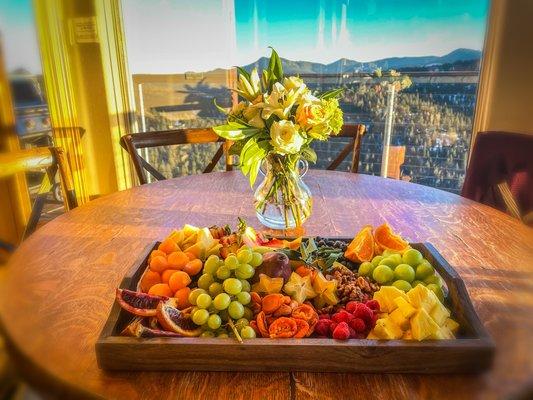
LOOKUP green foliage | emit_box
[212,121,260,141]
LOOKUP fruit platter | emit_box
[96,220,494,373]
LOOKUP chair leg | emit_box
[22,194,47,240]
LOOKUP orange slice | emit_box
[344,225,375,262]
[373,223,410,254]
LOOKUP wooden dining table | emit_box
[1,170,532,400]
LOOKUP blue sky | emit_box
[1,0,488,74]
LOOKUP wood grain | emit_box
[1,170,532,399]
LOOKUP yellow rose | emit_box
[283,76,306,92]
[295,94,324,130]
[270,120,304,154]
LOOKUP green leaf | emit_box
[228,139,246,156]
[213,99,230,115]
[236,66,251,82]
[239,137,269,186]
[212,123,260,141]
[319,88,344,100]
[268,47,283,81]
[301,147,317,164]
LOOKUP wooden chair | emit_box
[0,146,77,241]
[120,128,233,185]
[326,124,366,173]
[461,131,533,225]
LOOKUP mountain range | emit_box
[240,48,481,75]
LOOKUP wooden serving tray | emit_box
[96,241,495,373]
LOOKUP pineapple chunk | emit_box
[373,317,404,339]
[430,301,451,326]
[430,326,455,340]
[167,229,184,247]
[410,309,440,341]
[197,227,216,248]
[394,296,417,318]
[366,331,381,340]
[389,308,410,330]
[444,318,460,334]
[407,285,437,313]
[402,330,413,340]
[373,286,409,313]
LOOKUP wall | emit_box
[475,0,533,135]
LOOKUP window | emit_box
[122,0,489,192]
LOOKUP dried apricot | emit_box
[269,317,297,338]
[140,270,161,293]
[182,259,203,276]
[291,304,317,324]
[174,287,191,309]
[168,271,192,292]
[148,283,173,297]
[262,293,285,314]
[167,251,189,269]
[273,304,293,317]
[256,311,270,338]
[295,265,312,277]
[185,251,196,261]
[149,255,169,273]
[150,249,166,261]
[159,238,179,254]
[293,318,310,338]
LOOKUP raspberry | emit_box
[332,322,351,340]
[318,313,331,320]
[314,319,332,337]
[348,317,367,333]
[331,310,353,324]
[353,303,373,324]
[345,301,359,314]
[365,300,380,311]
[329,322,338,336]
[371,312,379,327]
[348,326,357,339]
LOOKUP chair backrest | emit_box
[326,124,366,173]
[120,128,233,185]
[461,131,533,224]
[0,146,77,239]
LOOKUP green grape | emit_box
[237,248,253,264]
[390,254,402,264]
[379,257,399,269]
[250,252,263,267]
[192,309,209,325]
[197,273,214,290]
[188,288,207,305]
[427,283,445,303]
[217,332,229,339]
[402,249,423,266]
[239,279,251,292]
[196,293,212,309]
[223,278,242,295]
[216,266,231,280]
[240,326,256,339]
[412,280,425,287]
[394,264,416,282]
[213,293,231,310]
[371,255,384,267]
[382,249,399,257]
[224,255,239,270]
[235,263,254,279]
[358,261,374,277]
[424,274,441,286]
[208,282,224,297]
[228,301,245,319]
[203,255,220,275]
[415,261,435,280]
[392,280,412,292]
[236,291,251,305]
[200,331,215,338]
[207,314,222,330]
[234,318,249,331]
[243,306,253,321]
[190,306,199,315]
[372,265,394,284]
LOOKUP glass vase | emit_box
[254,153,313,230]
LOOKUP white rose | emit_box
[270,120,304,155]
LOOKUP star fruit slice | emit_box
[283,272,317,304]
[312,271,338,308]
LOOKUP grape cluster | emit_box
[188,247,263,339]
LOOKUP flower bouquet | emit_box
[213,48,344,229]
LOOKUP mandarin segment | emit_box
[158,238,180,254]
[161,269,179,284]
[149,249,166,261]
[182,259,203,276]
[148,283,173,297]
[149,255,169,273]
[167,251,189,269]
[168,271,192,292]
[140,270,161,293]
[174,287,192,309]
